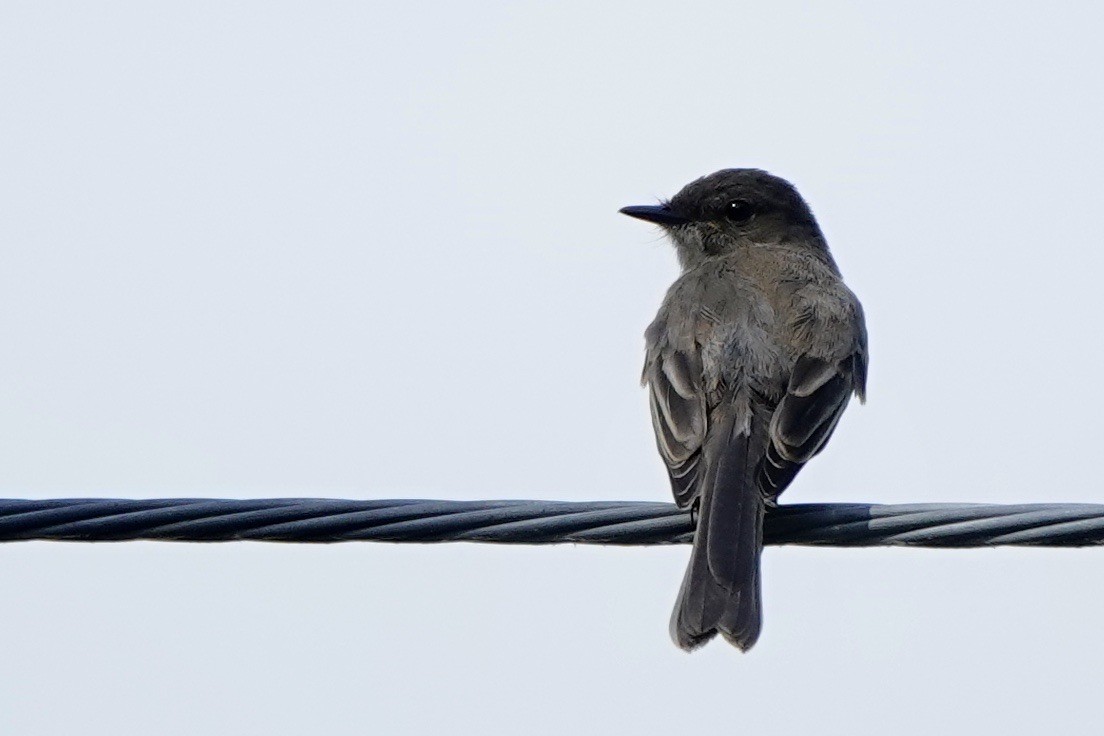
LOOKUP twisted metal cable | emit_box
[1,498,1103,547]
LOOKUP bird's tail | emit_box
[670,408,766,651]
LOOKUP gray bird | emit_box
[621,169,867,651]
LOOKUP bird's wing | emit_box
[759,353,863,499]
[645,348,708,508]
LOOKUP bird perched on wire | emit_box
[621,169,867,651]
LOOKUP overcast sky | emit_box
[2,2,1104,734]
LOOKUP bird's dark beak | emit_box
[619,204,689,226]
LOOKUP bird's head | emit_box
[620,168,826,269]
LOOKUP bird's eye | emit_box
[725,199,754,223]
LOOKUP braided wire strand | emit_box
[1,498,1103,547]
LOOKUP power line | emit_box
[1,498,1103,546]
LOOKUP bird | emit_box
[620,169,867,651]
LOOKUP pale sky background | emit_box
[2,2,1103,734]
